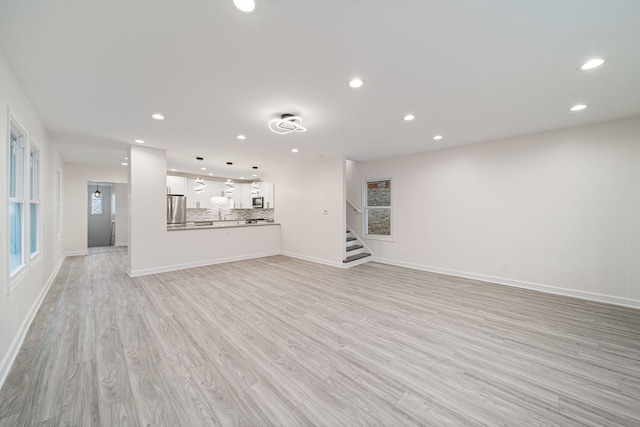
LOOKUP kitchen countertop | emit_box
[167,220,279,231]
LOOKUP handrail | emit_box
[346,197,362,214]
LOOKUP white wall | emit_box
[127,145,281,276]
[62,163,127,255]
[270,157,346,267]
[114,183,128,247]
[353,116,640,308]
[0,51,65,388]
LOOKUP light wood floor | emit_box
[1,249,639,426]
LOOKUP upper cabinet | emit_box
[233,183,252,209]
[185,178,210,208]
[208,180,227,199]
[258,182,274,208]
[167,175,186,195]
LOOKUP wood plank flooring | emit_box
[1,248,639,426]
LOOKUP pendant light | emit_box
[94,182,101,198]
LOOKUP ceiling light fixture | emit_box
[581,59,605,70]
[233,0,255,13]
[151,113,164,120]
[93,182,101,198]
[121,162,128,166]
[135,139,144,144]
[570,104,587,111]
[433,135,443,140]
[404,114,415,121]
[237,134,246,140]
[240,176,245,179]
[209,173,214,176]
[291,148,299,153]
[194,178,206,194]
[349,78,364,88]
[201,167,207,171]
[252,174,257,177]
[268,114,307,134]
[170,168,177,172]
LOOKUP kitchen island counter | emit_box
[167,221,279,231]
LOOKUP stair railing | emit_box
[346,197,362,214]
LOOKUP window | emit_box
[29,142,41,258]
[364,178,392,238]
[9,121,26,277]
[91,193,103,215]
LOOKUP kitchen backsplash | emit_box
[186,207,274,222]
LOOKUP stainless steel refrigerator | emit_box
[167,194,187,225]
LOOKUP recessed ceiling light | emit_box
[237,134,246,140]
[404,114,415,121]
[121,162,128,166]
[252,174,257,177]
[151,113,164,120]
[570,104,587,111]
[349,78,364,88]
[135,139,144,144]
[433,135,443,140]
[233,0,255,13]
[291,148,299,153]
[209,173,214,176]
[240,176,245,179]
[201,167,207,171]
[170,168,176,172]
[226,179,232,182]
[581,59,605,70]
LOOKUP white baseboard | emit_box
[281,251,345,269]
[373,257,640,310]
[127,251,282,277]
[0,255,66,390]
[65,250,88,256]
[114,241,128,247]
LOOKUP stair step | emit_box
[346,244,363,252]
[343,252,371,263]
[346,237,356,242]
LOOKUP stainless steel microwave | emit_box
[252,197,264,208]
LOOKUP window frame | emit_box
[29,139,42,263]
[7,113,28,291]
[362,177,394,241]
[56,167,62,239]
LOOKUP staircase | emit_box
[344,227,372,266]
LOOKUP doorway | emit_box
[88,182,114,247]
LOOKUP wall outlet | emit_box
[501,262,509,271]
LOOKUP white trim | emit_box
[0,255,66,390]
[362,177,393,240]
[281,251,345,269]
[65,250,89,257]
[373,257,640,310]
[127,250,282,277]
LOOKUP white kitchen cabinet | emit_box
[185,178,208,208]
[207,180,227,199]
[258,181,275,208]
[166,175,186,195]
[233,183,252,209]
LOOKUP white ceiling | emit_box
[1,0,639,179]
